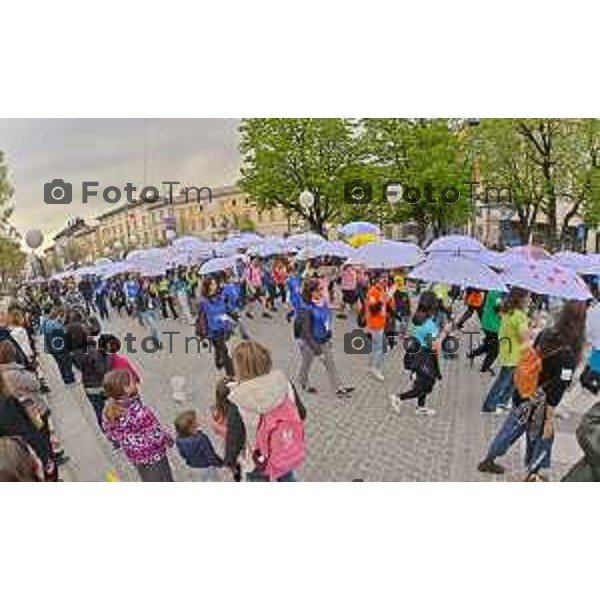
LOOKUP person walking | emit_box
[197,277,235,377]
[136,280,162,346]
[364,272,395,382]
[481,288,530,413]
[296,279,353,398]
[466,288,503,375]
[478,300,586,479]
[390,290,444,416]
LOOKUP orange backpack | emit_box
[513,346,543,398]
[513,342,564,398]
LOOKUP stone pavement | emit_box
[42,309,592,482]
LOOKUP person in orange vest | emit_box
[365,272,395,382]
[455,287,485,330]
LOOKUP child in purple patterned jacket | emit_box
[102,369,174,482]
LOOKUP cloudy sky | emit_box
[0,119,241,245]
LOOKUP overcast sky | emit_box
[0,118,241,245]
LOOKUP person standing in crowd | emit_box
[197,277,235,377]
[481,287,530,413]
[365,272,395,382]
[338,264,358,320]
[224,341,306,482]
[0,436,45,482]
[94,278,110,320]
[244,258,270,319]
[42,307,75,385]
[97,334,141,384]
[455,287,485,330]
[466,288,503,376]
[580,297,600,394]
[296,279,353,398]
[272,258,288,310]
[136,279,162,346]
[286,264,303,322]
[124,276,140,319]
[174,409,223,481]
[70,323,113,428]
[173,273,193,324]
[0,340,67,465]
[158,274,179,320]
[391,290,444,416]
[102,369,174,482]
[479,300,586,479]
[0,369,57,481]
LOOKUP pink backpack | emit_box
[253,387,306,481]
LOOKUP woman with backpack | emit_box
[390,290,444,417]
[481,287,530,413]
[478,300,586,479]
[296,279,353,398]
[223,340,306,482]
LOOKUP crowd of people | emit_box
[2,250,600,482]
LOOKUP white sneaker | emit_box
[368,367,385,382]
[416,406,436,416]
[389,394,402,413]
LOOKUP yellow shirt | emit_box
[498,309,528,367]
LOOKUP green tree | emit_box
[476,118,600,248]
[357,119,473,245]
[239,118,362,235]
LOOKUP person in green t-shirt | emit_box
[466,289,503,374]
[481,288,530,413]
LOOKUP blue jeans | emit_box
[486,404,554,471]
[139,309,160,342]
[368,328,386,370]
[482,366,515,412]
[53,352,75,384]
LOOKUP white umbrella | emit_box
[408,255,507,291]
[553,250,600,274]
[246,241,285,258]
[349,240,423,269]
[502,261,592,300]
[425,234,486,256]
[199,255,243,276]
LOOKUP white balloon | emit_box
[24,229,44,249]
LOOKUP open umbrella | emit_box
[199,255,244,276]
[425,235,485,256]
[349,240,423,269]
[502,261,591,300]
[408,255,507,291]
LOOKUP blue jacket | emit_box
[201,294,231,338]
[176,432,223,469]
[223,282,242,311]
[287,275,303,312]
[308,303,332,344]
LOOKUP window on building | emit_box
[231,198,237,207]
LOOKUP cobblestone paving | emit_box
[43,310,591,482]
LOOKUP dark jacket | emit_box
[562,402,600,482]
[176,432,223,469]
[0,393,53,465]
[72,349,111,389]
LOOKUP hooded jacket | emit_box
[224,370,306,472]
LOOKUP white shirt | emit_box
[586,303,600,348]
